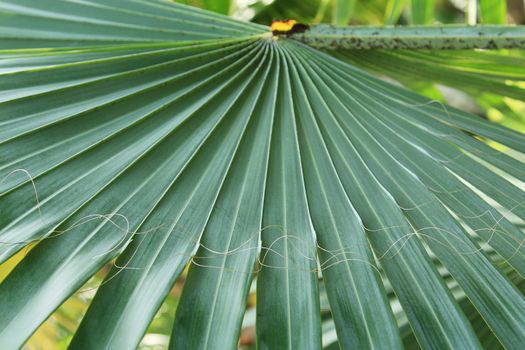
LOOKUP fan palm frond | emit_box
[0,1,524,349]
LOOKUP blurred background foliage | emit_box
[3,0,523,349]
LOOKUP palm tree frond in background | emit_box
[332,48,525,132]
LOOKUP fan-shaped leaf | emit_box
[0,1,524,349]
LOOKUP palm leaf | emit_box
[411,0,435,24]
[1,1,524,349]
[333,0,357,25]
[479,0,507,24]
[334,49,525,99]
[331,47,525,134]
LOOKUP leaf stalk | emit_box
[290,25,525,49]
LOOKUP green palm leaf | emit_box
[334,49,525,99]
[1,1,524,349]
